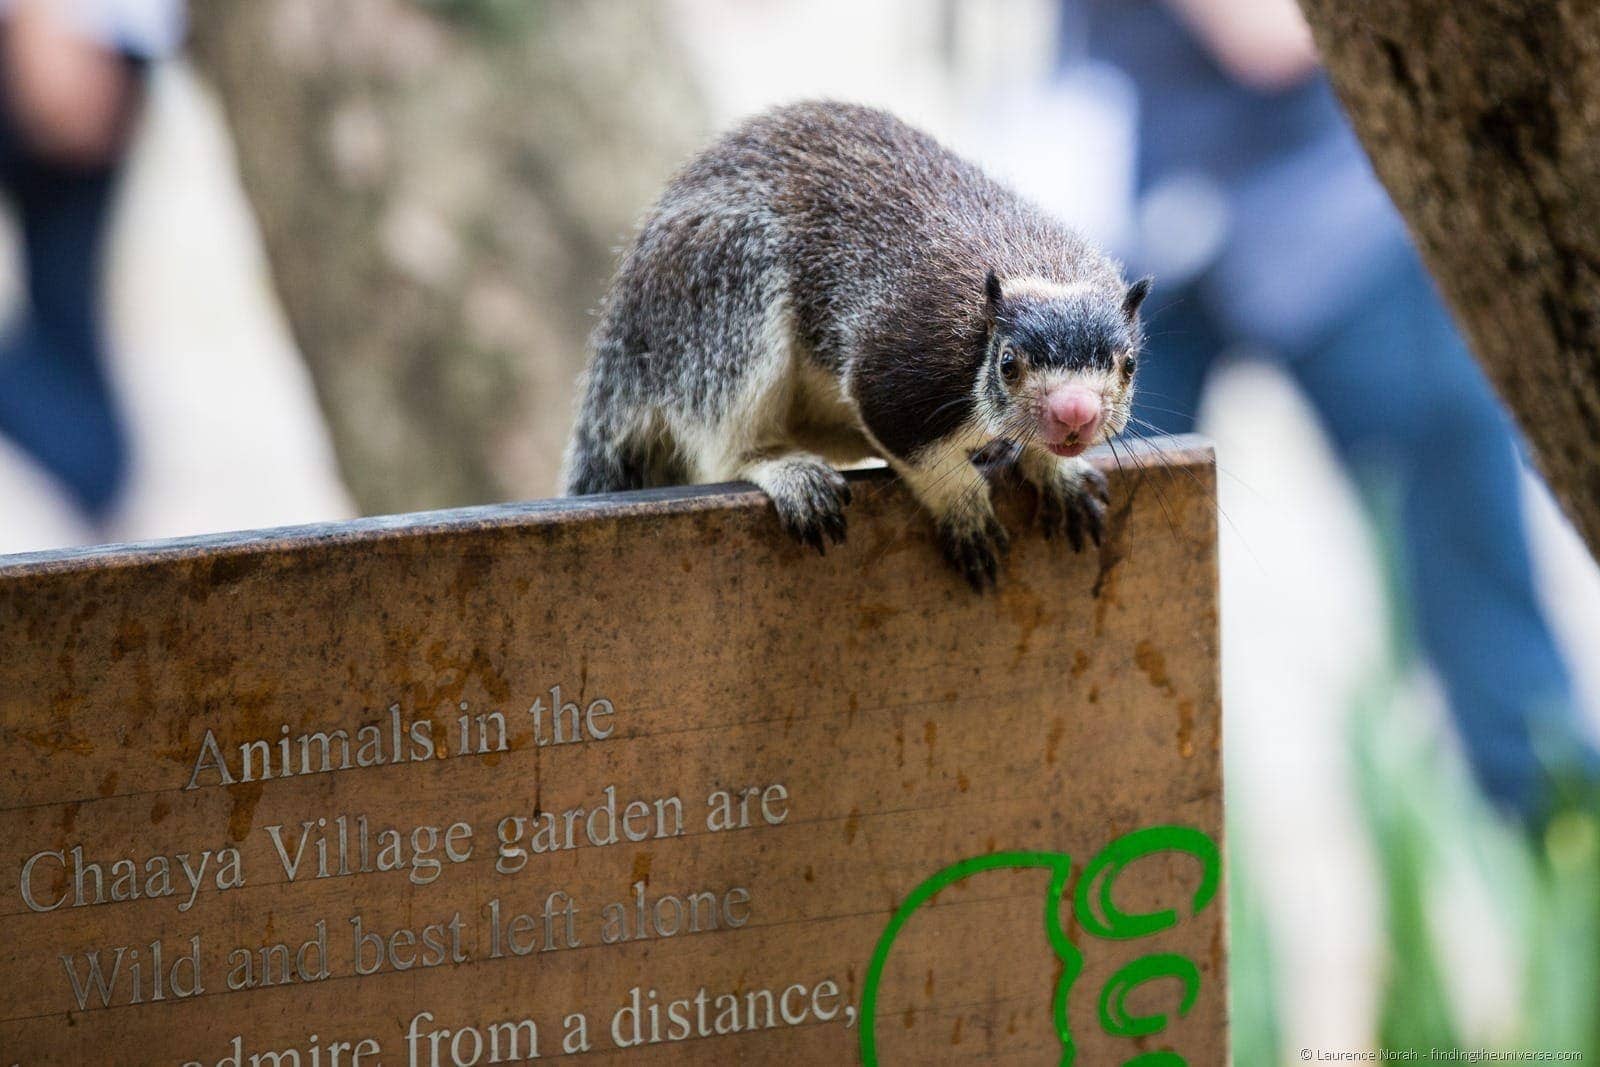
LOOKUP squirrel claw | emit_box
[940,514,1009,593]
[1034,463,1108,553]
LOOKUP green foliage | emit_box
[1521,805,1600,1051]
[1226,834,1284,1067]
[1348,675,1600,1057]
[1349,673,1464,1053]
[1231,482,1600,1061]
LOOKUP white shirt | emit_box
[0,0,186,60]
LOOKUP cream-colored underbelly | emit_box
[784,361,878,465]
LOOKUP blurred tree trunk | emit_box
[1296,1,1600,560]
[188,0,706,512]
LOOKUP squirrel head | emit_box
[977,270,1151,458]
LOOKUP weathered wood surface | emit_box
[0,436,1223,1065]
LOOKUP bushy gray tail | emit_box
[560,418,652,496]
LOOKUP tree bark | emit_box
[188,0,706,513]
[1296,1,1600,558]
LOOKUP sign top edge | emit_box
[0,435,1213,579]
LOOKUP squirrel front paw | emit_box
[938,511,1011,593]
[1032,459,1108,552]
[752,454,851,554]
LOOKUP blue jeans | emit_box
[0,66,133,522]
[1137,253,1592,817]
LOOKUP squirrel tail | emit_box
[560,374,656,496]
[561,429,652,496]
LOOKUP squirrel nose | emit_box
[1047,386,1102,435]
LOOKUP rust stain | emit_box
[924,968,934,997]
[631,852,652,887]
[451,551,493,602]
[200,552,266,590]
[228,782,264,844]
[999,583,1046,666]
[1134,640,1173,694]
[951,1016,963,1045]
[803,866,815,883]
[97,771,118,798]
[1069,649,1090,678]
[858,504,923,566]
[422,645,512,707]
[1091,488,1137,634]
[855,601,902,632]
[844,808,860,845]
[150,795,171,825]
[956,771,969,793]
[903,1007,915,1030]
[154,743,190,767]
[152,682,284,772]
[1044,717,1064,766]
[110,619,147,660]
[1136,640,1201,757]
[923,720,937,771]
[22,727,93,757]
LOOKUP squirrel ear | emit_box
[1122,276,1153,321]
[984,269,1004,313]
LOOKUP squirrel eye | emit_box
[998,343,1020,383]
[1123,353,1138,377]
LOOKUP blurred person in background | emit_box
[1062,0,1595,820]
[0,0,183,526]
